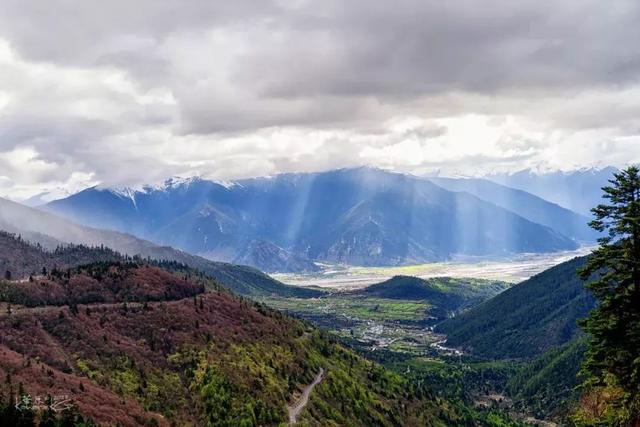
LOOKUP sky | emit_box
[0,0,639,201]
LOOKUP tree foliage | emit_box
[578,165,640,425]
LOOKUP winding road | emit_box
[288,368,324,425]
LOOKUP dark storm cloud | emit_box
[0,1,279,65]
[2,0,639,132]
[237,1,640,95]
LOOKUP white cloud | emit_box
[0,1,639,200]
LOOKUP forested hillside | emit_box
[0,262,204,307]
[0,200,321,298]
[507,339,587,420]
[356,275,509,320]
[0,231,123,280]
[0,259,476,426]
[359,276,508,301]
[437,257,595,359]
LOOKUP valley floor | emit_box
[260,294,444,355]
[272,246,594,290]
[264,253,597,426]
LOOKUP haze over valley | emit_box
[273,245,595,290]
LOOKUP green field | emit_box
[261,275,511,356]
[260,294,438,354]
[263,295,429,321]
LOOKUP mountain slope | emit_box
[0,260,465,426]
[486,167,617,215]
[437,256,595,359]
[0,197,320,298]
[0,230,123,279]
[507,339,587,419]
[429,177,597,242]
[232,239,320,273]
[47,168,579,267]
[357,275,509,318]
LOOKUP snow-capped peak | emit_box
[214,180,243,189]
[106,186,140,209]
[99,175,242,199]
[161,176,202,189]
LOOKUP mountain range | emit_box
[486,167,617,216]
[0,197,319,298]
[0,168,608,425]
[44,167,597,271]
[428,177,597,242]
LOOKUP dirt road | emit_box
[288,368,324,425]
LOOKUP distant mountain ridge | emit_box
[46,167,580,269]
[0,197,319,298]
[486,167,617,215]
[429,177,597,242]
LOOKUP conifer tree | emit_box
[579,165,640,422]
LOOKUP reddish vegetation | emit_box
[0,234,449,426]
[0,270,300,425]
[0,345,160,426]
[0,264,204,307]
[0,258,444,426]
